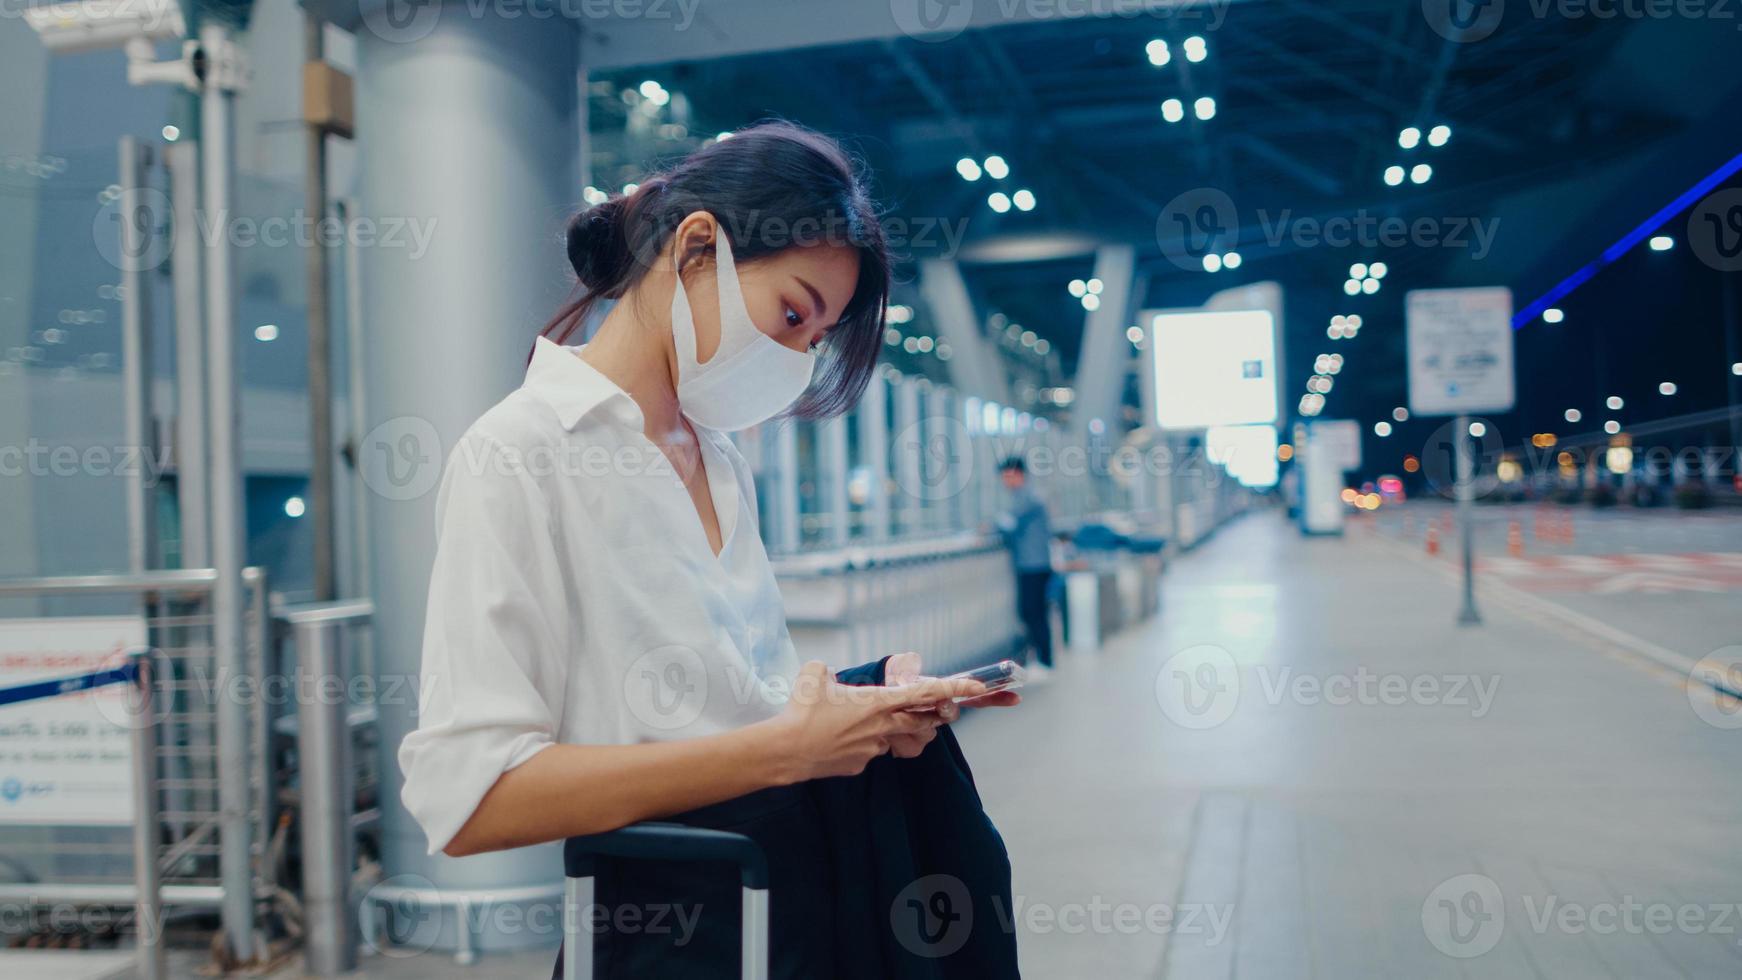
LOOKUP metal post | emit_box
[119,137,155,574]
[305,14,337,602]
[128,651,167,980]
[1456,414,1481,625]
[820,414,849,549]
[857,373,890,543]
[295,613,359,975]
[339,199,372,599]
[893,380,921,539]
[771,422,800,553]
[201,23,256,962]
[166,141,209,569]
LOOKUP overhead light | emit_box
[1020,330,1037,347]
[1349,262,1368,279]
[1013,189,1036,211]
[984,155,1010,180]
[1428,124,1452,147]
[917,336,935,353]
[1146,38,1171,66]
[1068,278,1087,298]
[1081,294,1101,311]
[1086,277,1104,294]
[1203,253,1223,273]
[1034,339,1050,355]
[715,131,733,141]
[1126,325,1145,343]
[1733,362,1742,376]
[1384,165,1405,186]
[1183,35,1208,62]
[956,157,982,181]
[1343,279,1361,296]
[1398,127,1421,150]
[1193,96,1216,121]
[1469,421,1486,437]
[1369,262,1388,279]
[1659,381,1677,395]
[1393,407,1409,422]
[254,324,279,342]
[988,191,1011,213]
[1222,251,1242,269]
[1347,315,1362,328]
[1606,395,1624,410]
[1565,408,1582,423]
[1374,421,1392,437]
[1649,235,1674,251]
[1410,163,1432,184]
[622,182,639,195]
[1161,98,1185,123]
[1542,308,1564,323]
[162,125,179,141]
[1604,420,1621,435]
[284,496,306,518]
[1361,278,1380,294]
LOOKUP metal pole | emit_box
[167,141,209,569]
[296,616,358,975]
[339,199,372,599]
[821,414,849,549]
[893,380,920,539]
[128,651,167,980]
[1456,414,1482,625]
[119,137,155,574]
[857,373,890,543]
[201,23,256,962]
[305,14,337,602]
[770,422,800,553]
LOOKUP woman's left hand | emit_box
[883,652,1021,758]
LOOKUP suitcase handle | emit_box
[562,823,770,980]
[563,822,769,890]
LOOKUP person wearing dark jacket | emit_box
[993,457,1055,673]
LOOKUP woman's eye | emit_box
[784,306,804,328]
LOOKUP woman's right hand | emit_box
[764,660,986,783]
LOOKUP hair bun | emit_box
[566,197,633,294]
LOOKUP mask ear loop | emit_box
[669,245,702,381]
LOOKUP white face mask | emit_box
[670,234,816,431]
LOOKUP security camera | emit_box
[24,0,187,54]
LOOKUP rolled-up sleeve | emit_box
[397,434,571,854]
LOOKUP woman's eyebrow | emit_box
[793,276,827,321]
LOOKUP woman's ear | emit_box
[670,211,718,274]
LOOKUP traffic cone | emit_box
[1426,524,1440,556]
[1508,520,1523,557]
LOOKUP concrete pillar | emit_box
[1071,245,1137,444]
[355,10,579,947]
[918,258,1010,405]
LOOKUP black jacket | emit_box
[552,657,1020,978]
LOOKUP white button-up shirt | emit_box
[398,337,802,854]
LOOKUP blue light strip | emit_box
[0,661,139,708]
[1513,148,1742,329]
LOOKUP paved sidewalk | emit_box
[965,509,1742,978]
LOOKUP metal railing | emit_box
[0,568,269,965]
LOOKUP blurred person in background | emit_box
[995,456,1055,676]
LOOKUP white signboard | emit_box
[0,618,144,825]
[1406,287,1516,416]
[1152,309,1279,430]
[1313,419,1362,471]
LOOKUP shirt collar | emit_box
[524,335,638,430]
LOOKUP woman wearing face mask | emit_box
[397,123,1020,976]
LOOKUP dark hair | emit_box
[1000,456,1027,474]
[543,121,890,419]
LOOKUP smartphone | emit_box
[907,660,1026,711]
